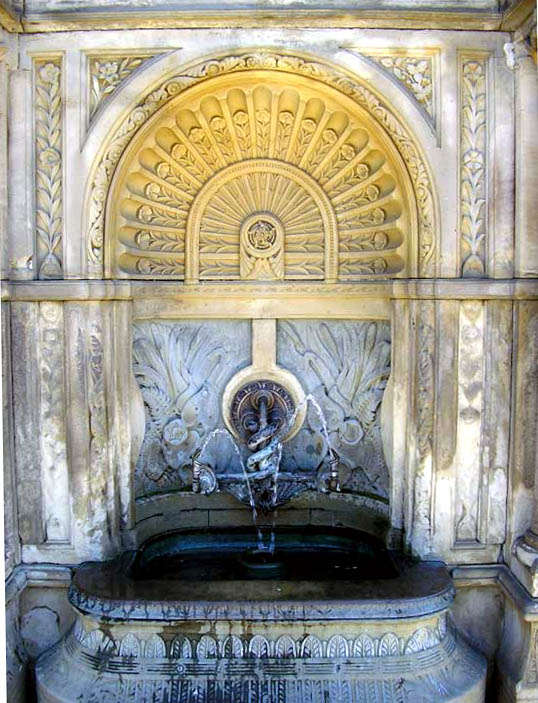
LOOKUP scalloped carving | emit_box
[107,62,418,281]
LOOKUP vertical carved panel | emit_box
[460,55,488,278]
[65,303,116,556]
[516,302,538,490]
[454,302,485,544]
[482,301,511,545]
[410,300,436,555]
[64,304,91,553]
[11,303,43,545]
[34,58,63,280]
[87,307,109,525]
[2,302,19,574]
[435,302,459,476]
[38,302,70,543]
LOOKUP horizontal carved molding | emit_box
[2,279,537,303]
[14,9,503,34]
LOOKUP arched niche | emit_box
[85,51,437,279]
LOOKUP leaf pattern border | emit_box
[35,58,63,280]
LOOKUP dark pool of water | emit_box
[132,527,399,581]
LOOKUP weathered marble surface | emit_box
[36,557,486,703]
[1,7,537,701]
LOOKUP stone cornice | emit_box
[2,278,538,302]
[0,2,22,33]
[500,0,536,31]
[0,3,505,34]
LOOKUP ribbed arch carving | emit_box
[102,53,430,281]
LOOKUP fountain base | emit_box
[36,529,486,702]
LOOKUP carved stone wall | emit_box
[132,320,251,497]
[1,16,536,702]
[277,320,391,502]
[132,319,391,511]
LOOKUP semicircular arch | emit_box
[86,50,438,280]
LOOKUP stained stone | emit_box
[1,3,537,702]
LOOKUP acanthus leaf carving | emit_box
[278,320,391,501]
[132,321,250,496]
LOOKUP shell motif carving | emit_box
[114,81,408,281]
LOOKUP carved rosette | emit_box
[240,213,284,280]
[103,58,425,281]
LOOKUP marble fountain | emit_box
[35,318,486,703]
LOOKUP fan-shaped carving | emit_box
[110,75,412,280]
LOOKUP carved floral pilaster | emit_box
[37,302,70,544]
[34,58,63,280]
[454,301,485,544]
[409,300,436,556]
[460,54,488,278]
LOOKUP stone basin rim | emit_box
[68,557,455,623]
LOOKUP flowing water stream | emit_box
[195,394,337,558]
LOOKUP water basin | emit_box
[37,526,486,703]
[132,526,399,581]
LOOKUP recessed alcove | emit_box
[2,12,536,703]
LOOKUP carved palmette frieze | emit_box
[89,52,436,278]
[34,58,63,280]
[38,614,486,703]
[71,614,448,661]
[460,55,488,278]
[88,54,159,122]
[360,51,436,125]
[37,302,70,543]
